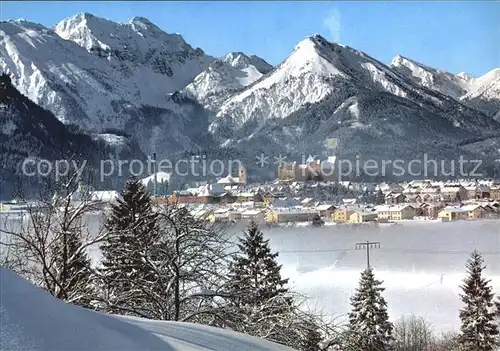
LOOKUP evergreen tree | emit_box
[222,221,303,347]
[98,177,158,316]
[225,220,289,307]
[375,189,385,205]
[347,267,394,350]
[457,250,499,351]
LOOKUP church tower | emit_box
[238,166,247,186]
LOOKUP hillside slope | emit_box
[0,73,144,199]
[0,268,295,351]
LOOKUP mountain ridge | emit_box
[1,13,500,187]
[213,34,497,133]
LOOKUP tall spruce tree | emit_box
[223,220,299,346]
[347,267,394,351]
[99,177,158,317]
[225,220,289,307]
[457,250,499,351]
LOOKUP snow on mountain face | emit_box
[2,14,500,183]
[207,34,499,178]
[213,34,479,130]
[0,72,92,169]
[391,55,500,117]
[54,13,213,87]
[228,88,492,165]
[463,68,500,99]
[183,52,272,106]
[457,72,472,81]
[1,15,214,127]
[213,35,350,127]
[462,69,500,118]
[391,55,469,99]
[1,19,135,128]
[1,16,217,158]
[223,52,273,73]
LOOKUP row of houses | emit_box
[382,181,500,202]
[156,185,306,207]
[436,204,493,221]
[185,200,500,225]
[23,174,499,227]
[161,179,500,207]
[331,202,500,224]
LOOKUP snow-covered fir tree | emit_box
[98,177,158,317]
[375,189,385,205]
[222,221,323,349]
[225,220,289,306]
[347,267,394,350]
[457,250,499,351]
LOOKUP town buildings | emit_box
[15,173,498,227]
[277,157,337,182]
[376,204,417,221]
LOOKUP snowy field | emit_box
[2,213,499,334]
[257,220,500,334]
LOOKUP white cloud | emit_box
[323,9,341,43]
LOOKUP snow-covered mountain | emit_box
[390,55,470,99]
[213,35,492,130]
[1,14,500,183]
[183,52,272,107]
[54,13,213,86]
[461,69,500,120]
[214,35,351,127]
[206,34,500,178]
[212,35,498,141]
[1,17,211,128]
[0,16,218,159]
[391,55,500,119]
[223,52,273,74]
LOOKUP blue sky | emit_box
[1,1,498,77]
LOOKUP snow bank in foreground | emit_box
[0,268,295,351]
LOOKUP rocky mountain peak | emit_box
[223,52,273,74]
[457,72,472,81]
